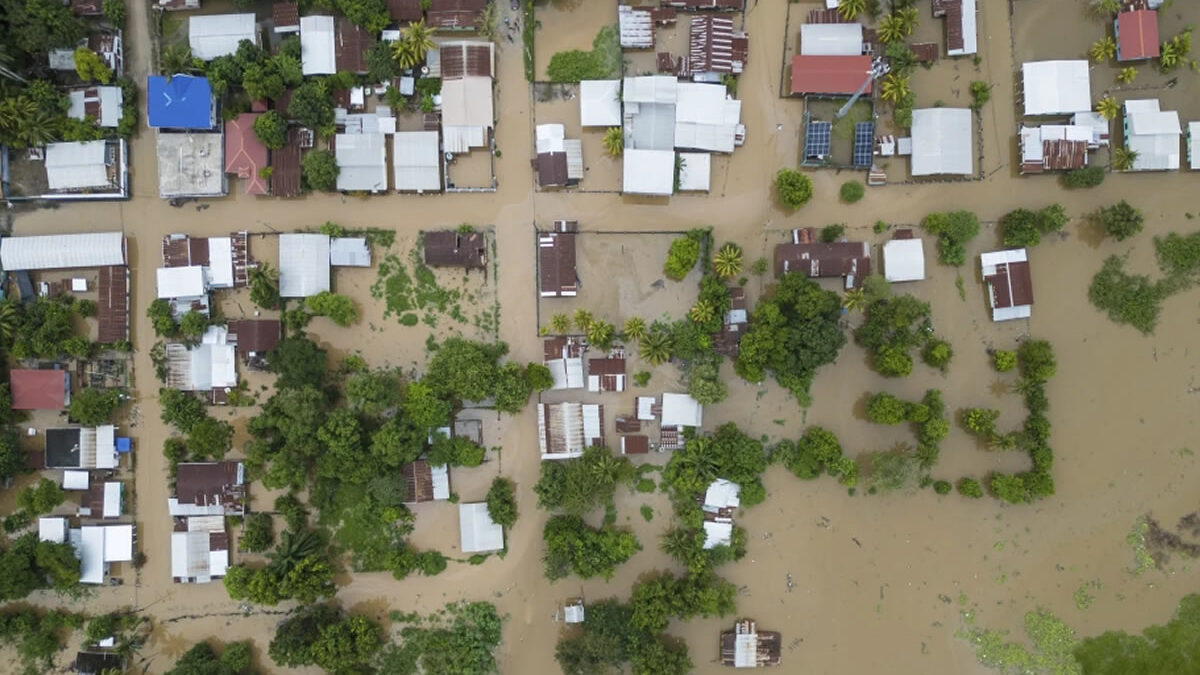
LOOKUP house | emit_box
[330,238,371,267]
[388,0,423,22]
[76,652,125,675]
[64,470,90,490]
[1116,9,1159,61]
[228,319,281,368]
[713,286,747,357]
[427,0,489,30]
[932,0,977,56]
[423,230,487,269]
[980,249,1033,322]
[45,426,117,470]
[68,86,123,128]
[774,228,871,288]
[544,336,585,390]
[538,221,578,297]
[1021,61,1091,117]
[156,265,207,300]
[169,462,246,517]
[300,16,337,76]
[278,233,331,297]
[43,141,122,194]
[1189,122,1200,170]
[690,15,748,76]
[910,108,973,176]
[336,18,373,73]
[440,41,495,153]
[621,435,650,455]
[11,369,69,410]
[675,82,742,154]
[0,232,125,270]
[38,517,67,543]
[1123,99,1181,171]
[96,266,130,344]
[534,124,583,188]
[663,0,742,9]
[148,75,215,129]
[272,2,300,33]
[677,152,711,192]
[78,480,124,518]
[790,55,872,96]
[800,23,863,56]
[165,326,238,396]
[702,478,739,549]
[623,75,677,151]
[882,236,925,282]
[662,393,703,428]
[720,619,782,668]
[1019,124,1091,174]
[393,131,442,192]
[401,460,451,503]
[335,133,388,192]
[171,516,229,583]
[587,354,626,393]
[189,14,258,61]
[224,114,269,196]
[618,5,654,49]
[580,80,621,127]
[459,502,504,553]
[161,233,246,289]
[538,402,603,460]
[78,524,134,584]
[623,149,676,196]
[156,133,227,197]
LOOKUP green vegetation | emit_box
[252,110,287,149]
[377,601,504,675]
[546,26,620,82]
[248,263,281,309]
[69,388,123,426]
[933,480,952,495]
[1158,27,1193,72]
[712,243,744,279]
[556,598,693,675]
[485,477,518,528]
[522,0,535,81]
[861,389,950,475]
[854,294,939,377]
[0,607,85,674]
[774,168,814,210]
[0,533,81,600]
[992,350,1017,372]
[371,243,497,333]
[1095,200,1144,241]
[821,223,846,243]
[968,80,991,110]
[922,338,954,373]
[167,640,255,675]
[1075,593,1200,673]
[391,18,436,69]
[1088,230,1200,333]
[301,149,339,191]
[17,477,65,515]
[543,515,640,580]
[8,296,94,359]
[960,605,1080,675]
[956,477,984,498]
[1127,517,1156,574]
[239,513,274,553]
[664,230,705,281]
[840,180,865,203]
[999,204,1068,248]
[305,291,359,326]
[534,446,633,516]
[1064,165,1105,188]
[985,340,1057,503]
[922,210,981,266]
[269,604,381,672]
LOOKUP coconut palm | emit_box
[573,308,593,330]
[689,300,716,325]
[838,0,866,21]
[842,287,867,313]
[712,243,743,279]
[15,111,59,148]
[639,331,672,366]
[161,44,196,77]
[1159,41,1181,71]
[879,73,911,104]
[602,126,623,157]
[550,313,572,334]
[622,316,647,341]
[1095,96,1120,121]
[878,15,906,44]
[0,96,35,135]
[895,7,919,37]
[1090,36,1116,63]
[394,20,436,70]
[268,529,323,575]
[0,300,17,344]
[475,1,499,39]
[1112,146,1138,171]
[587,320,615,347]
[661,527,698,560]
[1117,67,1138,84]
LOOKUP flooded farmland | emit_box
[4,0,1200,673]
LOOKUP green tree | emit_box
[774,168,813,210]
[278,554,336,603]
[603,126,623,156]
[252,110,287,150]
[1095,95,1121,121]
[17,478,64,515]
[880,73,911,103]
[878,14,906,43]
[585,320,616,350]
[1088,256,1163,333]
[551,313,573,334]
[1074,593,1200,674]
[1018,339,1057,382]
[345,369,401,415]
[289,80,335,136]
[184,415,234,464]
[302,148,339,191]
[1112,146,1139,171]
[393,19,436,69]
[534,446,633,516]
[485,477,518,528]
[922,338,953,373]
[69,388,122,425]
[270,336,327,390]
[424,338,508,404]
[865,392,909,425]
[248,262,281,309]
[639,330,673,366]
[992,350,1017,372]
[239,513,274,553]
[664,235,701,281]
[956,477,984,498]
[631,637,692,675]
[712,243,743,279]
[543,515,640,580]
[1096,200,1144,241]
[428,434,485,468]
[922,210,980,266]
[160,388,207,433]
[74,48,112,84]
[401,380,451,429]
[305,291,358,326]
[102,0,126,26]
[840,180,865,203]
[838,0,867,20]
[375,601,504,675]
[555,600,638,675]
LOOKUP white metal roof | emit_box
[279,233,331,297]
[157,265,207,299]
[80,526,106,584]
[459,502,504,553]
[883,238,926,282]
[1020,124,1092,164]
[441,77,494,129]
[39,517,67,543]
[637,396,656,421]
[949,0,978,56]
[1127,106,1181,171]
[64,470,90,490]
[68,86,123,127]
[103,482,122,518]
[536,124,566,153]
[1124,99,1161,115]
[104,524,133,562]
[580,80,621,127]
[546,357,585,390]
[1191,122,1200,170]
[623,149,675,196]
[172,528,225,582]
[537,402,601,460]
[702,520,732,549]
[189,13,257,60]
[662,392,703,427]
[734,632,758,667]
[704,479,741,510]
[618,4,653,48]
[329,238,371,267]
[300,15,336,75]
[44,141,109,191]
[392,131,441,192]
[675,84,740,153]
[1022,61,1091,116]
[207,237,234,288]
[677,152,711,191]
[430,463,450,500]
[980,248,1028,269]
[335,133,388,192]
[800,23,864,56]
[1,232,125,270]
[623,76,678,104]
[910,108,973,176]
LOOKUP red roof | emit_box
[11,370,68,410]
[1117,10,1160,61]
[224,114,269,196]
[790,55,872,96]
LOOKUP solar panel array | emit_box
[853,122,875,167]
[806,121,832,159]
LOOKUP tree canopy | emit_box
[534,446,633,516]
[922,210,980,266]
[542,515,641,580]
[774,168,814,209]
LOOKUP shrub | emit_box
[956,477,983,498]
[240,513,275,553]
[485,477,518,528]
[545,26,620,82]
[1064,165,1104,188]
[922,210,980,266]
[305,291,358,326]
[1018,340,1056,382]
[664,235,702,281]
[301,149,339,191]
[961,408,1000,437]
[820,223,846,243]
[921,338,953,373]
[933,480,952,495]
[1088,256,1163,334]
[968,80,990,110]
[102,0,126,25]
[633,371,651,387]
[990,473,1028,504]
[69,388,123,426]
[1096,200,1144,241]
[774,168,813,210]
[865,392,908,425]
[992,350,1017,372]
[840,180,865,203]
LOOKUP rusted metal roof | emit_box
[336,19,373,74]
[690,15,747,75]
[71,0,102,14]
[808,8,849,23]
[423,231,488,268]
[538,221,578,297]
[228,319,281,356]
[910,42,939,62]
[174,462,245,514]
[985,260,1033,309]
[97,266,129,343]
[440,42,494,79]
[427,0,488,29]
[543,336,584,362]
[933,0,964,51]
[402,460,437,503]
[534,152,569,188]
[615,415,641,433]
[774,238,872,284]
[388,0,423,21]
[621,435,650,454]
[272,2,299,30]
[271,128,303,198]
[663,0,741,9]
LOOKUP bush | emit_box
[545,26,620,82]
[240,513,274,553]
[69,388,123,426]
[305,291,358,326]
[992,350,1017,372]
[663,234,702,281]
[956,477,983,498]
[301,149,339,191]
[820,223,846,243]
[1088,256,1163,334]
[990,473,1028,504]
[1096,200,1144,241]
[252,110,287,149]
[961,408,1000,437]
[968,80,990,110]
[102,0,126,26]
[865,392,908,425]
[922,210,980,266]
[840,180,865,203]
[485,477,518,528]
[774,168,813,209]
[921,338,953,373]
[933,480,952,495]
[1017,339,1056,382]
[543,515,640,580]
[1064,165,1104,188]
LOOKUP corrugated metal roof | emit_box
[459,502,503,552]
[393,131,441,192]
[800,23,864,56]
[335,133,388,191]
[300,15,336,75]
[622,148,675,195]
[189,13,257,60]
[156,265,207,299]
[1,232,125,270]
[45,141,110,191]
[279,233,331,297]
[329,237,371,266]
[910,108,973,176]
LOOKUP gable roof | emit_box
[11,370,68,410]
[1117,9,1159,61]
[981,249,1033,321]
[45,141,110,191]
[278,233,331,297]
[67,86,123,127]
[270,127,303,197]
[440,41,495,79]
[423,231,487,268]
[334,133,388,192]
[790,55,872,95]
[228,319,281,356]
[910,108,973,176]
[171,462,245,516]
[580,80,621,127]
[147,75,214,129]
[538,223,578,297]
[0,232,125,270]
[800,23,863,56]
[393,131,441,192]
[427,0,488,29]
[336,17,373,73]
[272,2,299,32]
[1022,60,1091,116]
[189,13,257,60]
[224,114,269,195]
[459,502,503,552]
[300,15,337,75]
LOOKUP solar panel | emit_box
[853,121,875,167]
[805,121,832,159]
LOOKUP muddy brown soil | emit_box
[5,0,1200,673]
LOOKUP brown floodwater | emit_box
[6,0,1200,672]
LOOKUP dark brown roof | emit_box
[228,319,281,356]
[275,89,294,117]
[910,42,939,62]
[271,128,303,197]
[401,460,438,503]
[440,42,494,79]
[97,266,129,344]
[985,260,1033,309]
[273,2,300,29]
[538,223,578,297]
[174,462,244,513]
[720,625,782,667]
[663,0,741,9]
[162,234,211,267]
[729,286,745,311]
[808,7,849,23]
[615,415,641,433]
[588,357,625,376]
[11,369,68,410]
[621,435,649,454]
[543,336,584,361]
[650,7,677,24]
[389,0,423,21]
[534,152,569,188]
[774,238,871,283]
[689,15,746,74]
[423,230,488,268]
[336,18,373,74]
[70,0,103,16]
[427,0,488,29]
[932,0,965,51]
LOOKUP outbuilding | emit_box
[278,233,331,297]
[459,502,504,553]
[882,237,926,282]
[910,108,973,176]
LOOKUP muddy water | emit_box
[7,0,1200,672]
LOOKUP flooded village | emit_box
[0,0,1198,673]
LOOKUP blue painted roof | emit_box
[147,75,214,129]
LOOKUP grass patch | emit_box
[959,604,1081,675]
[371,246,464,327]
[1127,517,1156,574]
[833,100,872,140]
[545,25,620,82]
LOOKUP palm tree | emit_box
[842,287,867,313]
[269,529,323,575]
[837,0,866,21]
[639,331,672,366]
[622,316,647,341]
[602,127,623,157]
[689,300,715,325]
[394,19,436,70]
[712,243,743,279]
[878,15,906,44]
[661,527,696,560]
[16,111,59,148]
[879,73,911,104]
[895,7,919,37]
[475,2,498,39]
[0,96,35,135]
[1112,146,1138,171]
[1117,67,1138,84]
[1159,41,1180,71]
[1090,36,1116,63]
[551,313,572,334]
[0,300,18,344]
[587,320,614,347]
[1095,96,1120,121]
[573,308,593,330]
[161,44,196,77]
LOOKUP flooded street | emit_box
[7,0,1200,672]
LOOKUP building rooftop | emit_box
[538,402,603,460]
[459,502,503,552]
[580,80,622,127]
[44,141,114,192]
[402,460,451,503]
[1022,60,1091,116]
[279,233,331,297]
[775,233,871,286]
[662,393,703,428]
[910,108,973,176]
[271,127,303,197]
[1124,99,1181,171]
[189,13,257,61]
[393,130,441,192]
[883,237,926,282]
[335,17,372,73]
[623,148,675,196]
[423,230,487,268]
[1019,124,1090,173]
[790,54,872,95]
[148,75,214,130]
[538,222,578,297]
[690,15,747,74]
[933,0,977,56]
[272,2,300,32]
[720,619,782,668]
[300,15,337,76]
[228,319,281,357]
[1117,9,1159,61]
[427,0,489,29]
[68,86,123,128]
[388,0,422,21]
[1,232,125,270]
[800,23,863,56]
[171,517,229,583]
[11,369,69,410]
[157,132,227,197]
[170,462,245,516]
[981,249,1033,322]
[334,133,388,192]
[224,114,269,196]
